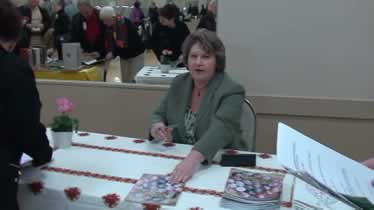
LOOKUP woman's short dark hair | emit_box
[0,0,22,42]
[182,29,226,72]
[159,4,178,20]
[134,1,140,8]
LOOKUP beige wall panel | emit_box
[38,80,166,138]
[37,80,374,162]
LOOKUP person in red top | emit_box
[70,0,104,59]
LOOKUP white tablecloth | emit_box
[18,130,293,210]
[135,66,189,85]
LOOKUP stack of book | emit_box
[221,168,284,210]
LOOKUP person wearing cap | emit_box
[100,6,145,82]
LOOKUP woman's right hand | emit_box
[151,122,171,141]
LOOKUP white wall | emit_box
[218,0,374,101]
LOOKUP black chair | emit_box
[240,98,256,151]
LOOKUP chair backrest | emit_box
[240,98,256,151]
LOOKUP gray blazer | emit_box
[151,72,248,162]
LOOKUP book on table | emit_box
[221,168,285,210]
[125,174,184,206]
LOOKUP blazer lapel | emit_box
[195,73,224,134]
[174,75,193,139]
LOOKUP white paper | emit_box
[20,153,33,167]
[276,123,374,204]
[292,176,356,210]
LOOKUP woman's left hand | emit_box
[169,150,205,184]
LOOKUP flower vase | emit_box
[160,64,171,73]
[52,131,73,149]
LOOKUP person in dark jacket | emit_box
[70,0,105,59]
[148,1,159,26]
[129,1,145,27]
[151,4,190,62]
[0,1,53,210]
[52,0,70,60]
[19,0,52,47]
[197,0,216,32]
[100,6,145,83]
[200,4,207,16]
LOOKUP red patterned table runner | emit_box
[71,143,287,174]
[41,166,224,198]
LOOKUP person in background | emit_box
[41,0,53,17]
[186,3,192,16]
[199,4,207,17]
[51,0,70,60]
[148,1,158,27]
[70,0,105,59]
[0,1,53,209]
[100,6,145,83]
[197,0,216,32]
[150,29,247,183]
[151,4,189,62]
[19,0,51,48]
[64,0,79,21]
[129,1,144,27]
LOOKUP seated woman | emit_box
[150,29,249,183]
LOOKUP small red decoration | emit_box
[64,187,81,201]
[224,149,238,155]
[281,201,292,208]
[102,193,120,208]
[78,132,89,136]
[162,142,175,147]
[258,153,272,159]
[133,139,145,143]
[143,204,161,210]
[105,136,117,140]
[28,182,44,195]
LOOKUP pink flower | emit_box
[56,97,74,113]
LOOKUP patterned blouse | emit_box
[184,108,197,144]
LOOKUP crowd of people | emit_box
[13,0,217,82]
[1,0,371,209]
